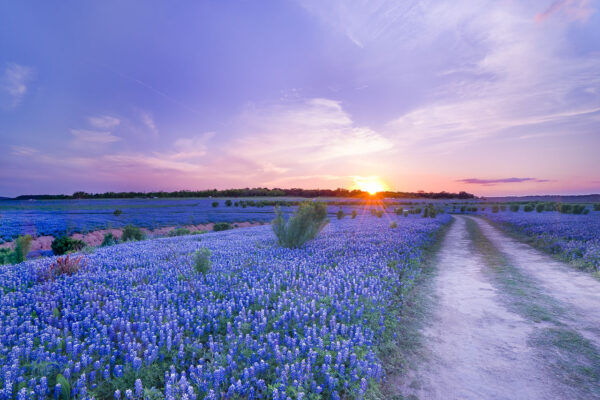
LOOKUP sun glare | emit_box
[352,176,389,195]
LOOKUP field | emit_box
[0,215,450,399]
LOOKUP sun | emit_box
[352,176,389,195]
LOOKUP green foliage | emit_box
[594,203,600,211]
[492,205,500,213]
[559,204,572,214]
[51,235,85,255]
[225,199,232,206]
[101,233,117,247]
[193,248,212,276]
[113,209,123,216]
[394,207,404,215]
[390,221,398,228]
[376,210,384,218]
[536,203,545,213]
[460,206,466,212]
[572,204,586,215]
[523,204,534,212]
[351,210,358,219]
[423,207,429,218]
[336,209,345,219]
[56,374,71,399]
[272,201,329,248]
[121,225,144,242]
[213,222,232,231]
[169,227,191,237]
[13,235,32,263]
[510,204,520,212]
[211,201,219,207]
[0,248,13,265]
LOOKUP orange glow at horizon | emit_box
[352,176,390,195]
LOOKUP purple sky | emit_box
[1,0,599,197]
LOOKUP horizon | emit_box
[1,1,599,197]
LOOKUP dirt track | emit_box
[399,215,600,399]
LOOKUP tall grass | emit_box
[272,201,328,248]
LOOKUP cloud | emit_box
[88,115,120,129]
[458,177,551,185]
[171,132,214,160]
[0,63,34,109]
[234,98,393,167]
[70,129,121,144]
[139,111,158,136]
[535,0,594,23]
[10,145,37,156]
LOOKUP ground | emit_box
[396,215,600,400]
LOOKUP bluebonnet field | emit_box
[486,211,600,271]
[0,215,450,399]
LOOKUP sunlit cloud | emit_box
[535,0,594,23]
[70,129,121,145]
[458,177,551,185]
[139,110,158,136]
[0,63,34,109]
[88,115,120,129]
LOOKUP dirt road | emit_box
[398,215,600,399]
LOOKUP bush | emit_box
[225,200,232,207]
[572,204,586,215]
[523,204,534,212]
[38,255,85,282]
[113,209,123,216]
[423,207,429,218]
[559,204,572,214]
[500,205,507,211]
[213,222,232,231]
[13,235,32,263]
[193,248,211,276]
[394,207,404,215]
[121,225,144,242]
[536,204,545,213]
[0,248,13,265]
[376,210,384,218]
[492,205,499,213]
[390,222,398,228]
[101,233,117,247]
[169,228,191,237]
[460,206,466,212]
[351,210,358,219]
[51,235,85,255]
[336,209,344,220]
[594,203,600,211]
[212,201,219,207]
[234,201,239,207]
[272,201,328,248]
[510,204,520,212]
[404,211,409,217]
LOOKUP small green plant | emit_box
[0,248,12,265]
[169,227,191,237]
[336,209,344,219]
[101,233,117,247]
[212,201,219,207]
[594,203,600,211]
[559,204,572,214]
[572,204,586,215]
[423,207,429,218]
[390,221,398,228]
[500,205,507,211]
[394,207,404,215]
[492,205,499,213]
[536,203,544,213]
[376,210,384,218]
[113,209,123,216]
[51,235,85,255]
[510,204,520,212]
[193,248,212,276]
[13,234,33,263]
[121,225,144,242]
[272,201,328,248]
[351,210,358,219]
[403,210,409,217]
[213,222,232,231]
[38,254,86,282]
[523,204,534,212]
[225,199,232,207]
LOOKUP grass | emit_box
[465,216,600,397]
[367,219,454,399]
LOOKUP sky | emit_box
[1,0,599,197]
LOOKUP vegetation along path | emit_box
[397,215,600,399]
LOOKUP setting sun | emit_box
[352,176,389,195]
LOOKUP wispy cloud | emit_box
[535,0,594,23]
[70,129,121,145]
[139,110,158,136]
[88,115,120,129]
[458,177,551,185]
[10,145,37,156]
[0,63,34,109]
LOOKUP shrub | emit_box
[121,225,144,242]
[500,205,507,211]
[0,248,13,265]
[351,210,358,219]
[51,235,85,255]
[169,228,191,237]
[390,222,398,228]
[594,203,600,211]
[234,201,239,207]
[523,204,534,212]
[113,209,123,216]
[38,255,86,282]
[510,204,520,212]
[272,201,328,248]
[394,207,404,215]
[583,209,590,215]
[225,200,232,207]
[423,207,429,218]
[376,210,384,218]
[492,205,499,213]
[101,233,117,247]
[460,206,466,212]
[572,205,586,215]
[404,211,409,217]
[13,235,32,263]
[336,209,345,220]
[193,248,211,276]
[212,201,219,207]
[213,222,232,231]
[559,204,572,214]
[536,204,545,213]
